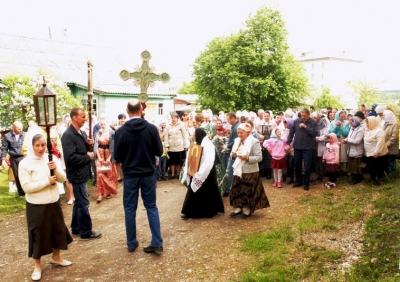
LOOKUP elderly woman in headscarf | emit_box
[229,123,270,218]
[18,134,72,281]
[180,128,225,219]
[329,110,350,173]
[382,109,399,174]
[164,112,189,179]
[364,116,389,185]
[312,112,329,181]
[342,115,365,184]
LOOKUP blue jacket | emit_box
[286,117,318,150]
[114,117,162,178]
[61,125,92,183]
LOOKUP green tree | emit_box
[313,88,344,110]
[177,81,196,94]
[192,6,309,112]
[0,70,82,129]
[346,80,379,108]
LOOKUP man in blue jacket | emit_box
[114,99,163,254]
[61,108,101,240]
[286,108,318,191]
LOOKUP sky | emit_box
[2,0,400,90]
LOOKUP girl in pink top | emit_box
[322,133,340,188]
[263,128,287,188]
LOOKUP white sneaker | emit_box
[67,199,74,205]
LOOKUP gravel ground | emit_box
[0,177,365,281]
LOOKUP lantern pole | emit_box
[43,76,54,177]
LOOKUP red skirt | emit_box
[270,158,287,169]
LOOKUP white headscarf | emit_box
[383,110,397,124]
[27,133,46,160]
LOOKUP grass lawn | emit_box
[239,164,400,282]
[0,169,25,217]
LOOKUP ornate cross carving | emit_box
[119,50,171,103]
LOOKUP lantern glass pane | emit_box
[46,97,56,125]
[37,97,46,126]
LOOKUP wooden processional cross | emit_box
[119,50,171,106]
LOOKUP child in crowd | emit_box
[158,133,168,181]
[263,128,287,188]
[322,133,340,188]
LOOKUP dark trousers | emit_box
[366,155,386,181]
[294,149,313,187]
[70,182,93,237]
[10,156,25,196]
[285,154,295,181]
[328,171,339,183]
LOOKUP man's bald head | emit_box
[127,99,142,116]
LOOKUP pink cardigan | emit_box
[323,143,339,164]
[263,138,287,160]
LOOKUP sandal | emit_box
[106,195,111,199]
[96,195,102,203]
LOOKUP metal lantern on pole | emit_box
[33,77,57,176]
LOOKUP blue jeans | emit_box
[70,182,93,237]
[158,157,167,178]
[123,174,163,248]
[225,156,234,193]
[294,149,314,187]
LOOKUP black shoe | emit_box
[128,243,139,253]
[286,179,294,185]
[181,214,189,220]
[222,192,230,197]
[71,231,80,236]
[157,177,162,181]
[266,174,272,180]
[143,245,163,253]
[373,179,381,186]
[161,176,166,181]
[80,231,102,240]
[316,176,323,181]
[293,182,303,187]
[303,185,309,191]
[229,211,243,218]
[168,175,174,180]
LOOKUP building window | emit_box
[321,73,324,79]
[322,62,325,68]
[81,98,97,116]
[158,103,163,115]
[311,63,315,69]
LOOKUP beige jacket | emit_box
[164,122,189,152]
[383,122,399,155]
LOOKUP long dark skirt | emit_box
[181,167,225,218]
[26,200,73,259]
[230,172,270,214]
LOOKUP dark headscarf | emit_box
[368,103,378,117]
[194,128,207,144]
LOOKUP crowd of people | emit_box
[0,100,398,281]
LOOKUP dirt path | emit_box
[1,178,326,281]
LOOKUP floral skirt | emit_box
[230,172,270,213]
